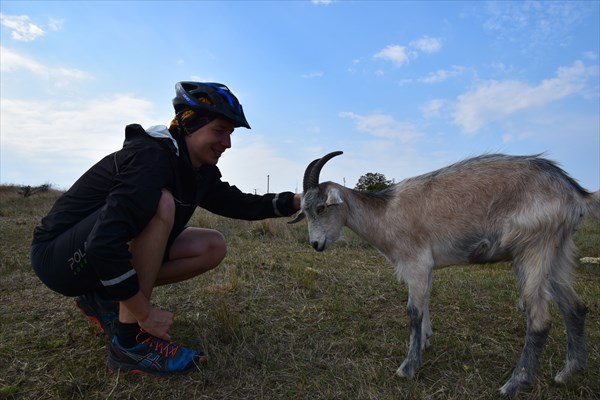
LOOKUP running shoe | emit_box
[107,332,206,375]
[74,292,118,339]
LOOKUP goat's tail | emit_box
[587,190,600,220]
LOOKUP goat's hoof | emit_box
[396,362,416,379]
[498,381,518,399]
[554,359,586,385]
[554,370,569,385]
[499,375,534,399]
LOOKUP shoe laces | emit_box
[136,331,180,358]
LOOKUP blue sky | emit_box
[1,1,599,194]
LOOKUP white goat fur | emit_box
[299,153,599,398]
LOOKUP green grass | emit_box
[1,185,599,399]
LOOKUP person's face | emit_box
[184,118,235,167]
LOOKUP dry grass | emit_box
[0,185,598,399]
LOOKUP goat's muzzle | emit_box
[311,240,326,252]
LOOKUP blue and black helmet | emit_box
[173,81,251,129]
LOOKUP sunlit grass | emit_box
[1,186,598,399]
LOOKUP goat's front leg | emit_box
[396,266,432,378]
[422,269,434,349]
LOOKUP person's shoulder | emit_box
[118,132,173,169]
[122,125,172,153]
[125,123,146,137]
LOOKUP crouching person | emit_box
[30,81,301,375]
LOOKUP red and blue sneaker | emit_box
[107,332,206,375]
[74,292,118,339]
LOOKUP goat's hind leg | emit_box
[499,259,552,398]
[553,283,587,384]
[499,316,550,398]
[396,265,432,378]
[551,266,588,383]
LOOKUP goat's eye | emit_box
[316,205,326,214]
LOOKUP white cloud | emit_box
[418,65,465,84]
[453,60,597,133]
[0,46,43,74]
[0,46,91,85]
[482,1,592,55]
[301,71,324,79]
[502,131,531,144]
[48,18,64,31]
[410,36,442,54]
[0,94,164,187]
[339,111,422,142]
[374,44,411,67]
[217,139,303,194]
[374,36,442,68]
[1,94,160,154]
[0,13,45,42]
[421,99,445,119]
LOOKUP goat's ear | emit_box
[288,212,305,224]
[326,188,344,206]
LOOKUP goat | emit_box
[291,151,599,398]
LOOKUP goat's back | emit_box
[385,154,593,254]
[393,154,590,210]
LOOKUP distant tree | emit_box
[19,184,51,198]
[354,172,393,192]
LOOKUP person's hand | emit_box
[293,193,302,210]
[138,306,173,341]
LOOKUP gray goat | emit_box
[291,151,599,398]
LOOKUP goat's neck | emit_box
[343,188,390,247]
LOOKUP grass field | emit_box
[1,185,598,399]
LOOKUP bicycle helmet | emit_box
[173,82,251,129]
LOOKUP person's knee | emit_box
[182,230,226,277]
[208,230,227,267]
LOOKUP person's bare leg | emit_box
[156,227,226,285]
[119,190,175,325]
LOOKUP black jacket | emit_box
[32,124,297,300]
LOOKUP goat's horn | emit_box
[304,151,344,191]
[302,158,321,192]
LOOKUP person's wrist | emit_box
[293,193,302,210]
[123,291,151,323]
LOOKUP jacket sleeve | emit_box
[198,173,297,220]
[85,143,172,301]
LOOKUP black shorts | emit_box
[30,209,104,297]
[30,209,183,297]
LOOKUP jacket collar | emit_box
[123,123,222,180]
